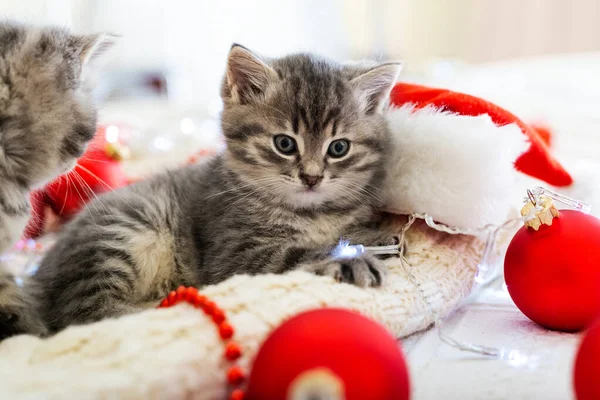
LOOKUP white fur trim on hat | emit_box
[383,105,529,230]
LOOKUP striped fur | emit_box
[4,45,401,336]
[0,22,113,338]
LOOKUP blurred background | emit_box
[1,0,599,175]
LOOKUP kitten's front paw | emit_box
[0,304,47,340]
[0,308,26,340]
[0,273,47,340]
[373,234,400,247]
[346,229,399,248]
[300,254,387,288]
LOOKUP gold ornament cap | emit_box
[521,191,560,230]
[287,368,345,400]
[105,142,130,161]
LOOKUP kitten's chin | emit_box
[30,159,77,190]
[62,159,78,174]
[286,190,329,209]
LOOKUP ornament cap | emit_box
[288,368,344,400]
[105,142,130,161]
[521,193,559,230]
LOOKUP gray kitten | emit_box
[0,22,113,338]
[3,44,401,337]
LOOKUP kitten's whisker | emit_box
[75,164,139,213]
[220,180,282,215]
[57,174,72,217]
[202,180,262,200]
[336,186,365,206]
[71,171,110,218]
[69,171,101,231]
[76,157,111,164]
[72,170,112,216]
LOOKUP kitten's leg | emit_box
[0,184,50,338]
[33,192,196,333]
[209,242,387,288]
[343,222,400,247]
[0,183,31,255]
[0,268,48,339]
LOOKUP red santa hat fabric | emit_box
[390,83,573,187]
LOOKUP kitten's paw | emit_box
[0,273,47,340]
[301,254,387,288]
[345,229,400,248]
[373,234,400,247]
[0,304,47,340]
[0,308,27,340]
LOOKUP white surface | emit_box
[404,281,579,400]
[401,53,600,400]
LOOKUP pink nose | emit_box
[300,174,323,188]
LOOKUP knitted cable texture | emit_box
[0,217,483,399]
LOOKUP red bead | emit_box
[227,365,245,385]
[159,299,169,308]
[167,291,177,305]
[219,321,234,339]
[192,295,207,308]
[184,287,199,302]
[225,341,242,361]
[175,286,187,301]
[229,389,245,400]
[212,308,226,324]
[203,300,216,315]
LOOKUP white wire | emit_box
[396,187,591,360]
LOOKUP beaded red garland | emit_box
[158,286,245,400]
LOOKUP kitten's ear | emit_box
[350,62,402,114]
[67,33,117,81]
[223,44,277,104]
[78,33,118,67]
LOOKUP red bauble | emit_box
[504,210,600,331]
[574,319,600,400]
[246,309,410,400]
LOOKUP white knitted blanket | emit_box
[0,217,482,399]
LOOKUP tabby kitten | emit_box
[0,22,114,338]
[4,44,401,337]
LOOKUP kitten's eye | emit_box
[327,139,350,158]
[273,134,297,155]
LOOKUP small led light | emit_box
[153,137,173,151]
[180,118,195,135]
[105,125,119,143]
[503,349,531,368]
[331,240,364,259]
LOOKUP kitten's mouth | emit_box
[291,186,329,208]
[298,186,321,194]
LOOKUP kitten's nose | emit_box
[300,173,323,188]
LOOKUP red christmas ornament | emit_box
[246,308,410,400]
[504,205,600,332]
[574,319,600,400]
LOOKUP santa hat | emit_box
[383,83,573,230]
